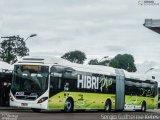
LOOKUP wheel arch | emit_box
[105,99,112,107]
[142,100,146,106]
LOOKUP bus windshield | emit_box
[11,65,49,92]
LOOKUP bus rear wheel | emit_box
[105,100,111,112]
[64,99,74,112]
[141,102,146,112]
[31,108,41,112]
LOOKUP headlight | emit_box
[37,97,48,103]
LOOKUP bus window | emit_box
[50,75,62,90]
[63,78,77,91]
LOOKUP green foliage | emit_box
[0,36,29,64]
[98,59,110,66]
[88,59,110,66]
[109,54,137,72]
[88,59,99,65]
[61,50,87,64]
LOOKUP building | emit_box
[144,19,160,34]
[0,61,13,107]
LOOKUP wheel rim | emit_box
[142,105,145,111]
[65,101,71,111]
[106,105,109,111]
[106,103,110,111]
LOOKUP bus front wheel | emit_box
[105,100,111,112]
[64,98,74,112]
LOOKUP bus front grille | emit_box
[15,96,37,100]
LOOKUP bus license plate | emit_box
[21,103,28,106]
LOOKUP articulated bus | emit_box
[10,57,158,112]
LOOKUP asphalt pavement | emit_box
[0,108,160,120]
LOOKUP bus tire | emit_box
[141,102,146,112]
[105,99,111,112]
[31,108,41,112]
[64,98,74,112]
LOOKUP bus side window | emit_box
[50,75,62,90]
[63,78,77,91]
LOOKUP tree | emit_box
[88,58,110,66]
[61,50,87,64]
[109,54,137,72]
[0,36,29,64]
[98,59,110,66]
[88,59,99,65]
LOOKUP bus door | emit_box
[115,69,125,111]
[48,66,64,109]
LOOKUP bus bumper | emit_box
[9,92,48,109]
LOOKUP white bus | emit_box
[10,56,158,112]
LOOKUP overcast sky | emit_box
[1,0,160,64]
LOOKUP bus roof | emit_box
[15,56,156,82]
